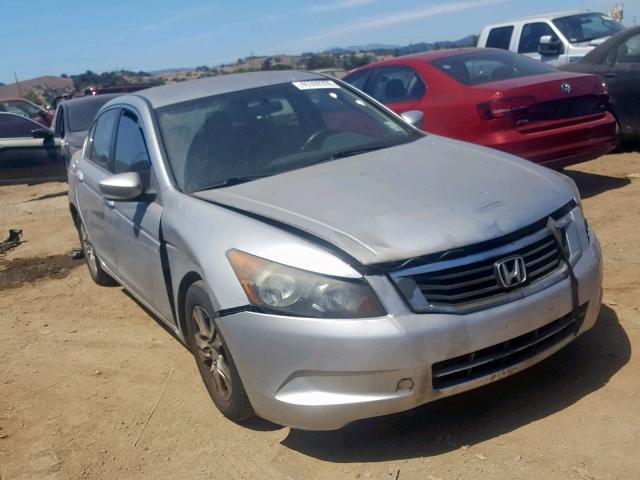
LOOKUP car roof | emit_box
[133,70,322,109]
[60,93,123,109]
[0,97,36,103]
[350,48,503,69]
[483,10,595,27]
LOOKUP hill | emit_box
[324,35,478,55]
[0,75,73,99]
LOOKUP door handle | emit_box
[604,73,617,79]
[75,169,84,182]
[105,200,115,208]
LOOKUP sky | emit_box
[1,0,638,84]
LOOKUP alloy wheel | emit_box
[191,305,233,403]
[80,223,98,278]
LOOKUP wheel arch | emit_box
[69,202,80,229]
[177,271,204,345]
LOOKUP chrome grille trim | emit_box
[431,304,588,390]
[390,225,568,314]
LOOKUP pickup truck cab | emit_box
[478,11,625,66]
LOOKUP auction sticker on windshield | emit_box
[292,80,340,90]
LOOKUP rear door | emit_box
[0,114,64,185]
[484,25,514,50]
[364,65,426,115]
[74,108,120,271]
[109,109,172,321]
[602,31,640,135]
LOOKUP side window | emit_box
[113,111,151,174]
[0,114,41,138]
[486,26,514,49]
[55,107,65,137]
[369,67,426,103]
[343,69,372,92]
[614,33,640,64]
[518,22,557,53]
[88,109,119,170]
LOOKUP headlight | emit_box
[226,249,386,318]
[555,206,590,264]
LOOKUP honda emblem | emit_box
[495,256,527,288]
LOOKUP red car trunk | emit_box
[345,49,616,168]
[476,73,608,133]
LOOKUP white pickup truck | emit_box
[477,11,625,66]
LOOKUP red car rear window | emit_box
[431,50,556,86]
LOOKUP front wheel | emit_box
[185,281,254,422]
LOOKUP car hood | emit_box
[194,136,575,266]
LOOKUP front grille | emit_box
[431,303,588,390]
[409,232,563,307]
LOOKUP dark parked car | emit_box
[0,98,54,127]
[0,112,65,185]
[344,48,617,169]
[562,26,640,141]
[52,93,122,167]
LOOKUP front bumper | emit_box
[217,235,603,430]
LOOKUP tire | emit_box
[78,221,117,286]
[613,118,623,152]
[185,281,254,422]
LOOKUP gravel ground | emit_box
[1,150,639,480]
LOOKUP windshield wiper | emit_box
[192,173,273,191]
[302,144,389,169]
[329,144,389,160]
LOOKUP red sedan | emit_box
[344,48,617,168]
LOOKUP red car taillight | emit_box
[477,96,537,120]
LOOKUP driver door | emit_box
[0,114,65,185]
[109,109,173,322]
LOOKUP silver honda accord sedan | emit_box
[68,71,602,430]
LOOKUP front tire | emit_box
[185,281,254,422]
[78,221,116,286]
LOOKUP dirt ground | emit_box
[1,150,639,480]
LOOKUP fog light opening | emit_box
[396,378,414,393]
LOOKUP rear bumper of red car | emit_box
[482,112,617,169]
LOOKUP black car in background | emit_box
[52,93,122,167]
[0,112,65,185]
[562,26,640,142]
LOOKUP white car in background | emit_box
[478,11,625,66]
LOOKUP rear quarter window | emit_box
[486,26,514,50]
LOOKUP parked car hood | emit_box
[194,136,575,266]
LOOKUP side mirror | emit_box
[538,35,563,56]
[400,110,424,130]
[98,172,143,201]
[31,128,55,139]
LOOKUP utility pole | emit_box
[13,72,22,96]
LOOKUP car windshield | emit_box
[67,97,116,132]
[155,80,421,192]
[553,13,624,44]
[431,50,557,85]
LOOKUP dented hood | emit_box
[194,136,575,266]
